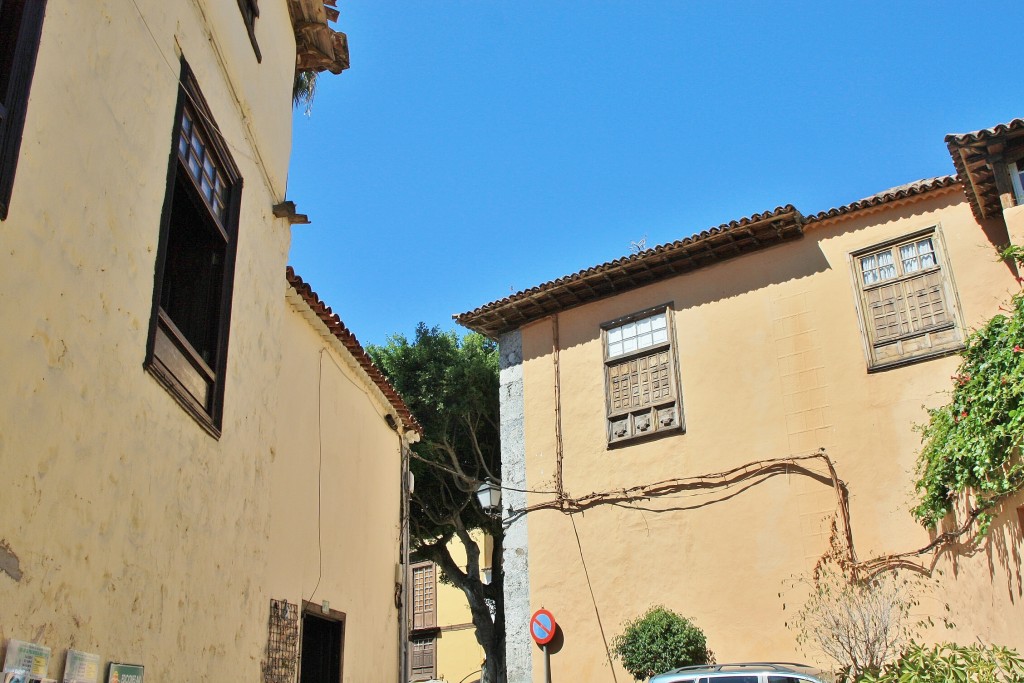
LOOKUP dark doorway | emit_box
[300,610,344,683]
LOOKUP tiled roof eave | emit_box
[456,174,968,339]
[455,206,805,338]
[805,175,961,224]
[285,267,422,435]
[945,119,1024,222]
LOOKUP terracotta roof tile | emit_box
[456,174,962,338]
[805,175,959,223]
[286,267,422,435]
[455,205,805,338]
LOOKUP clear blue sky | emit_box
[286,1,1022,348]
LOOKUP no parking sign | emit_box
[530,608,557,646]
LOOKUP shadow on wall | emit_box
[934,492,1024,601]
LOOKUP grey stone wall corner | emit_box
[498,330,532,682]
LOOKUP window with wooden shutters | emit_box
[603,306,684,445]
[411,562,436,631]
[851,228,963,370]
[0,0,46,220]
[145,59,242,436]
[410,637,436,681]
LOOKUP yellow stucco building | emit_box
[0,2,419,682]
[458,118,1024,681]
[409,535,491,683]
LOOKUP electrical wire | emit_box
[570,512,619,683]
[305,348,327,605]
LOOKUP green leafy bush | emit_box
[913,246,1024,532]
[611,605,711,680]
[858,641,1024,683]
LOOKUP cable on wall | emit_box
[570,512,619,683]
[305,347,327,605]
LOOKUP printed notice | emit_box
[2,639,51,676]
[63,650,100,683]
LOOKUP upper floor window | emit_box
[850,229,963,371]
[145,60,242,436]
[603,306,683,446]
[0,0,47,220]
[1010,158,1024,205]
[236,0,261,62]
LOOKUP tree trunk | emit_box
[423,530,506,683]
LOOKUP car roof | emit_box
[649,662,824,682]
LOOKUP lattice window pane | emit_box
[606,311,668,357]
[178,105,229,226]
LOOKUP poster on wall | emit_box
[104,664,142,683]
[62,650,100,683]
[2,639,51,678]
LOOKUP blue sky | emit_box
[286,1,1022,347]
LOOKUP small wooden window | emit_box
[850,228,963,371]
[410,636,436,681]
[236,0,261,62]
[0,0,47,220]
[603,305,684,446]
[146,59,242,436]
[411,562,437,631]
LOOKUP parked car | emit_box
[648,662,827,683]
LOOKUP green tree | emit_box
[611,605,711,681]
[368,324,505,683]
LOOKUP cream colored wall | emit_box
[0,1,383,682]
[517,189,1024,680]
[272,295,404,683]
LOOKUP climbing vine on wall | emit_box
[913,246,1024,532]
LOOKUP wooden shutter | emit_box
[903,270,950,332]
[410,637,436,681]
[863,280,907,342]
[411,564,435,630]
[608,349,673,413]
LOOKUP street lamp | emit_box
[476,479,501,515]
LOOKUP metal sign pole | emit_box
[543,644,551,683]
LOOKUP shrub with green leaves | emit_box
[913,246,1024,532]
[858,641,1024,683]
[611,605,710,680]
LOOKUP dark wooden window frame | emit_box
[601,303,685,448]
[0,0,47,220]
[848,226,965,372]
[299,601,346,683]
[145,58,242,438]
[236,0,262,63]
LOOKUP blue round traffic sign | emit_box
[530,608,556,645]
